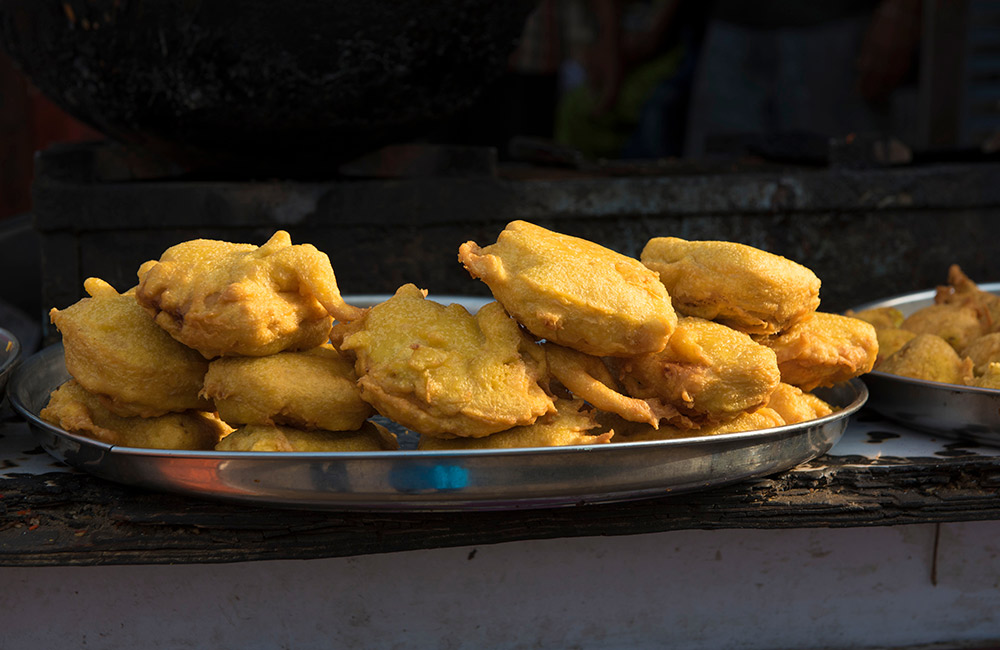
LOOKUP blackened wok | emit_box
[0,0,538,174]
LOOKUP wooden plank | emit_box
[1,453,998,567]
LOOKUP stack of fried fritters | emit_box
[42,222,878,451]
[852,265,1000,388]
[43,231,391,452]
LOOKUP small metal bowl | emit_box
[0,326,22,401]
[851,282,1000,445]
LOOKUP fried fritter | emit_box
[874,327,917,366]
[762,312,878,391]
[935,264,1000,330]
[604,406,786,442]
[135,230,363,358]
[41,380,230,449]
[49,277,211,418]
[545,342,679,428]
[766,382,834,425]
[417,399,612,449]
[877,333,974,384]
[640,237,820,335]
[847,306,904,330]
[901,303,986,352]
[962,332,1000,377]
[458,220,676,356]
[339,284,555,438]
[201,343,372,431]
[967,362,1000,389]
[615,316,782,427]
[215,421,397,452]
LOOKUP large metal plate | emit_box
[852,282,1000,444]
[6,295,866,511]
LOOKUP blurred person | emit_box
[683,0,921,157]
[440,0,589,156]
[555,0,709,159]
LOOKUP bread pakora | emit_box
[215,421,397,452]
[877,333,974,384]
[417,399,612,449]
[640,237,820,335]
[458,220,677,357]
[49,277,211,418]
[41,380,230,449]
[961,332,1000,376]
[339,284,555,438]
[901,303,986,352]
[201,344,372,431]
[615,316,782,426]
[935,264,1000,330]
[135,230,363,358]
[761,312,878,391]
[604,406,786,442]
[874,327,917,365]
[767,383,834,425]
[967,362,1000,389]
[847,306,905,330]
[545,342,679,428]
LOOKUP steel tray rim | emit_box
[8,287,869,511]
[8,343,866,511]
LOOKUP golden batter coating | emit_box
[766,383,834,425]
[935,264,1000,330]
[417,399,612,449]
[215,421,398,452]
[201,344,372,431]
[544,342,680,428]
[901,303,986,352]
[961,332,1000,377]
[874,327,917,366]
[847,306,904,330]
[878,333,974,384]
[762,312,878,392]
[616,316,782,427]
[640,236,820,335]
[135,230,363,358]
[339,284,555,438]
[458,220,677,357]
[41,380,230,449]
[604,407,786,442]
[49,277,211,418]
[967,362,1000,389]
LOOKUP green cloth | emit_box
[555,45,683,159]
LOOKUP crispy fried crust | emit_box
[616,316,781,426]
[544,342,679,428]
[215,421,398,452]
[49,277,212,418]
[459,220,676,356]
[340,284,554,438]
[877,333,973,384]
[417,399,612,449]
[201,344,372,431]
[41,380,230,449]
[641,237,820,335]
[135,230,362,358]
[762,312,877,391]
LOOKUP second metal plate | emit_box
[852,282,1000,445]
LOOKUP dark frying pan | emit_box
[0,0,538,174]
